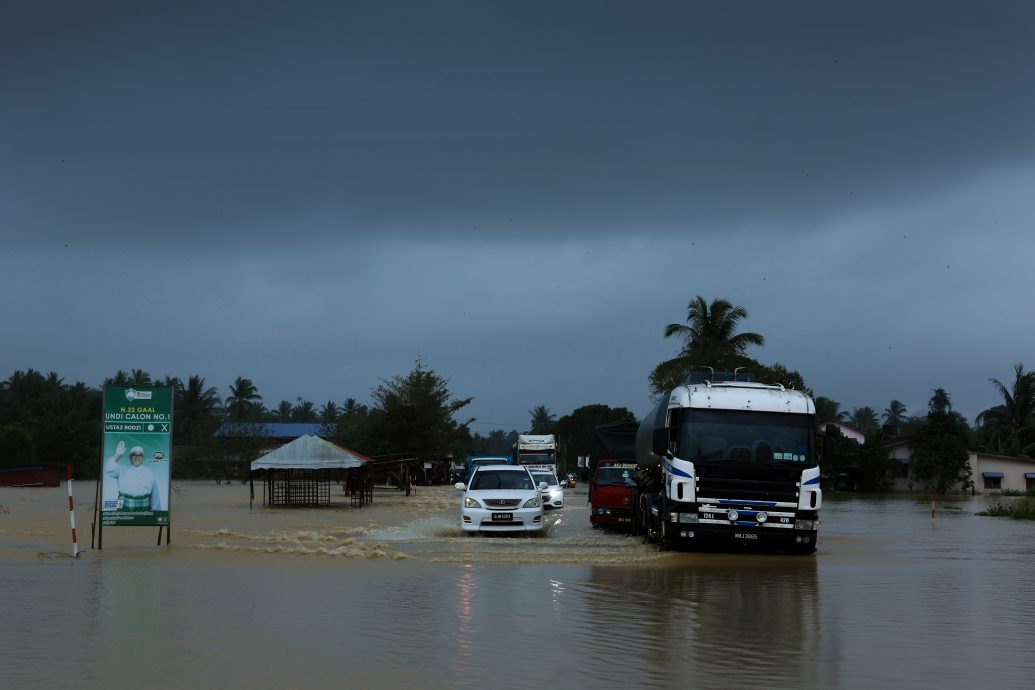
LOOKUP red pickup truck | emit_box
[589,461,638,530]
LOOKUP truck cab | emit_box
[589,461,638,529]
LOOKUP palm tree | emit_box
[528,405,556,434]
[882,400,908,429]
[319,401,340,423]
[989,363,1035,433]
[225,377,262,422]
[342,397,367,418]
[275,400,294,421]
[814,396,846,423]
[848,406,880,435]
[175,375,220,440]
[160,375,183,392]
[664,296,765,363]
[105,370,132,387]
[291,398,317,423]
[650,296,765,397]
[978,363,1035,455]
[129,369,153,386]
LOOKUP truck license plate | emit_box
[491,512,513,521]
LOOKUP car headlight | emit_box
[463,496,483,509]
[523,495,542,508]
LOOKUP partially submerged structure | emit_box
[0,464,64,487]
[249,435,372,507]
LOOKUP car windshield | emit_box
[471,470,534,491]
[531,473,558,487]
[678,410,814,465]
[595,467,636,486]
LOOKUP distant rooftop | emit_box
[214,422,332,439]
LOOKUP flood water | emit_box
[2,481,1034,689]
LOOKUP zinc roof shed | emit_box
[251,435,371,471]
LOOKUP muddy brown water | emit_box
[2,482,1033,688]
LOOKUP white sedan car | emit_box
[530,470,564,509]
[456,465,546,534]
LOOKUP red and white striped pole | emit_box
[67,464,79,558]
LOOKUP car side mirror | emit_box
[454,482,466,491]
[538,482,548,491]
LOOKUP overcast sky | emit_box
[3,1,1033,430]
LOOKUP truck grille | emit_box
[695,465,801,503]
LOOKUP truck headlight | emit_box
[795,519,817,531]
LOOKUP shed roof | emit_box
[250,434,371,471]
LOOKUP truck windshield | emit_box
[678,410,814,465]
[519,453,554,464]
[595,467,637,486]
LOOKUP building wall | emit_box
[884,445,1035,493]
[973,454,1035,493]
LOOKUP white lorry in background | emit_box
[635,371,821,554]
[513,434,558,467]
[514,434,563,508]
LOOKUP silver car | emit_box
[530,470,564,509]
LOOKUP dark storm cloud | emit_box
[4,1,1034,250]
[2,1,1034,430]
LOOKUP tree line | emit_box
[3,295,1030,491]
[0,363,632,480]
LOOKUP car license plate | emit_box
[491,512,513,521]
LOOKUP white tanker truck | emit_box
[635,371,821,553]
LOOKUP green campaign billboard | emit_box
[101,385,173,527]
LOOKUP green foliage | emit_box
[364,360,473,457]
[0,424,36,466]
[977,496,1035,519]
[327,397,371,450]
[466,429,519,457]
[848,406,880,435]
[554,404,636,469]
[853,433,892,492]
[663,296,765,359]
[648,295,808,399]
[815,396,845,423]
[0,370,101,477]
[528,405,556,434]
[291,398,317,422]
[225,377,264,422]
[174,375,222,444]
[883,400,908,430]
[976,363,1035,457]
[910,390,974,494]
